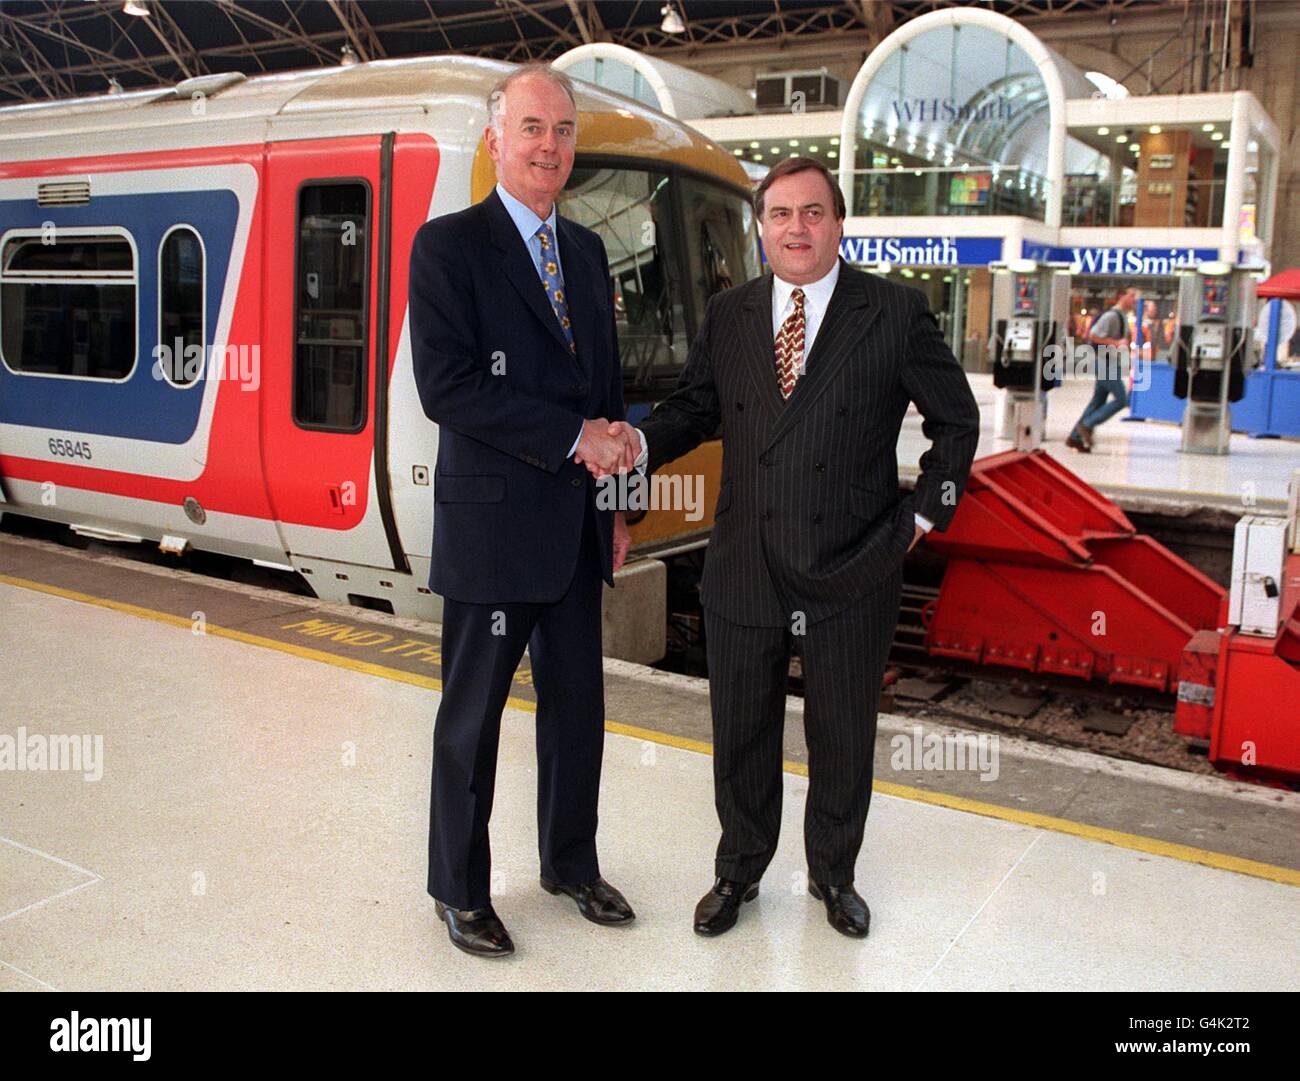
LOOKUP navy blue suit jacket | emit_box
[409,188,625,604]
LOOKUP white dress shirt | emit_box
[772,257,840,373]
[633,260,932,534]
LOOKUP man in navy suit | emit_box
[409,64,642,958]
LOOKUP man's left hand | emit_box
[613,511,631,572]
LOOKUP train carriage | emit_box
[0,57,759,630]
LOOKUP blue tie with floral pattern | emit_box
[535,223,576,356]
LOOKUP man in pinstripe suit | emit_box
[620,157,979,938]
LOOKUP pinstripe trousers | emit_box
[703,565,904,886]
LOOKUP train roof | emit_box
[0,54,750,190]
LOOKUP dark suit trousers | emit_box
[703,567,903,886]
[427,498,605,910]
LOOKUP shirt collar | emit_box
[496,181,557,245]
[773,257,841,312]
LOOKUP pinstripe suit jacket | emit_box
[640,259,980,628]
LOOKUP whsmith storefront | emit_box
[697,6,1281,371]
[832,7,1280,369]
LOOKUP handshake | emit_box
[573,417,641,478]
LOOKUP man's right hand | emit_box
[606,421,645,471]
[574,417,639,477]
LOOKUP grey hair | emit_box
[487,63,579,137]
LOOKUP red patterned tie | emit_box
[775,287,806,400]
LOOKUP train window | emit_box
[293,182,369,431]
[0,232,136,380]
[157,226,205,387]
[678,176,761,325]
[559,166,690,401]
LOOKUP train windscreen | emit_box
[560,164,759,403]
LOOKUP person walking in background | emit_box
[1067,286,1137,452]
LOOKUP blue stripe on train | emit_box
[0,189,240,443]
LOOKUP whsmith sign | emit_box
[840,236,1003,267]
[890,97,1014,123]
[1021,243,1220,275]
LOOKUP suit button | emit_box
[761,510,772,521]
[570,384,582,393]
[812,513,823,524]
[571,477,582,487]
[814,462,826,472]
[837,406,847,416]
[736,401,745,411]
[760,455,772,467]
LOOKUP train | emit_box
[0,56,757,633]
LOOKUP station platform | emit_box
[900,373,1299,515]
[2,530,1298,991]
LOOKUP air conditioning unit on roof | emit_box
[755,70,843,112]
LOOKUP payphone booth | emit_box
[989,260,1070,450]
[1172,262,1256,455]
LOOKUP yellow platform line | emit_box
[3,570,1297,889]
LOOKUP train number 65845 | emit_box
[48,437,93,461]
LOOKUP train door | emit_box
[261,136,401,569]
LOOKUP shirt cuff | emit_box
[914,513,934,533]
[634,428,648,475]
[566,423,583,460]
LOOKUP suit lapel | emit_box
[740,274,786,418]
[763,263,881,451]
[485,190,582,370]
[557,216,598,378]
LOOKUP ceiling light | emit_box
[1202,123,1215,132]
[660,4,685,34]
[1116,134,1127,143]
[830,137,840,146]
[1210,131,1223,140]
[1097,127,1109,135]
[123,0,150,15]
[1149,125,1161,134]
[749,141,759,149]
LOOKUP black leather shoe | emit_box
[434,899,515,957]
[809,881,870,938]
[693,877,759,936]
[540,876,635,925]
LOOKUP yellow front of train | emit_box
[470,88,761,553]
